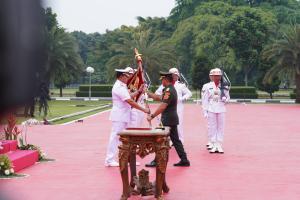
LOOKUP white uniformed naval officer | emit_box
[201,69,213,149]
[155,67,192,143]
[104,68,150,167]
[201,68,230,153]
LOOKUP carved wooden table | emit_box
[118,127,170,200]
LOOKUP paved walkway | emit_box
[1,104,300,200]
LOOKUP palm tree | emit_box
[106,29,177,84]
[45,27,83,97]
[262,24,300,103]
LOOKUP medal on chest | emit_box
[212,83,220,102]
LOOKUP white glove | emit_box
[221,96,227,102]
[203,110,208,118]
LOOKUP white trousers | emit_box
[208,112,225,143]
[129,109,144,128]
[105,121,128,164]
[177,103,184,143]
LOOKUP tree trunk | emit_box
[296,73,300,103]
[59,86,63,97]
[269,92,273,99]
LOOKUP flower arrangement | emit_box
[19,144,46,161]
[0,155,14,176]
[21,118,42,126]
[4,114,21,140]
[20,118,42,146]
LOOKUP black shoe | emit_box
[145,160,156,167]
[173,160,190,167]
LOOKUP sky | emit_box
[43,0,176,33]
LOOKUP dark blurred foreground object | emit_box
[0,0,45,115]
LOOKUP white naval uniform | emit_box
[105,80,131,165]
[201,82,230,144]
[201,82,212,142]
[156,81,192,143]
[129,94,146,128]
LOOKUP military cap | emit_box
[115,68,128,73]
[211,68,222,76]
[159,71,173,80]
[169,67,180,76]
[124,67,134,74]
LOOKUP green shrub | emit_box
[290,89,296,99]
[290,93,296,99]
[77,84,159,97]
[230,86,258,99]
[79,85,113,92]
[230,86,257,93]
[0,155,14,176]
[230,93,258,99]
[76,91,112,97]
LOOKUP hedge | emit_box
[79,85,113,92]
[230,93,258,99]
[79,85,159,92]
[76,91,112,97]
[230,86,257,93]
[229,86,258,99]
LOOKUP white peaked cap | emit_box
[124,67,134,74]
[169,67,180,76]
[211,68,222,76]
[115,68,128,73]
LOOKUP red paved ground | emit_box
[1,104,300,200]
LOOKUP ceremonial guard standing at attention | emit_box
[155,68,192,143]
[104,68,150,167]
[201,68,230,153]
[201,69,213,148]
[146,71,190,167]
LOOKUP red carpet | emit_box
[0,104,300,200]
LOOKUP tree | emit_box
[106,29,177,84]
[225,7,277,86]
[191,56,211,89]
[256,62,280,98]
[262,24,300,103]
[45,27,83,96]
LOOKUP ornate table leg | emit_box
[129,152,137,188]
[119,137,130,200]
[155,139,169,200]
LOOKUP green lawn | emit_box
[17,100,111,124]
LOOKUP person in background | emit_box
[201,68,230,153]
[201,69,214,150]
[155,67,192,144]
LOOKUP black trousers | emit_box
[169,125,188,161]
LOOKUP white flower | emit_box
[22,118,41,126]
[4,169,10,175]
[0,162,4,166]
[10,168,14,174]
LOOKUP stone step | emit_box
[0,140,18,154]
[6,150,39,172]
